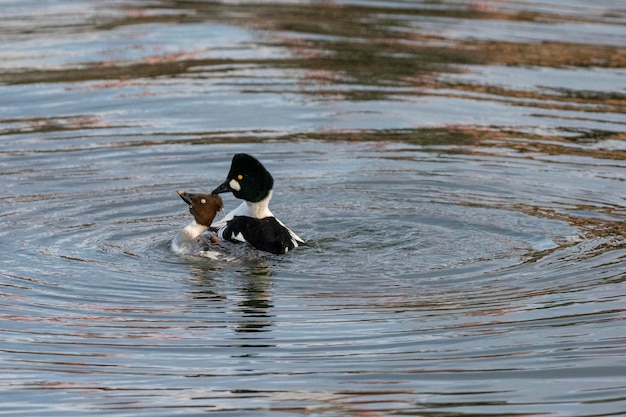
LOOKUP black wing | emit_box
[221,216,298,255]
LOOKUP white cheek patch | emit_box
[229,179,241,191]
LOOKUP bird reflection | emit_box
[233,263,274,334]
[186,259,275,336]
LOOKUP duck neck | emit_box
[245,190,273,218]
[178,220,209,242]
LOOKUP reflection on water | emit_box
[1,0,625,416]
[188,262,275,334]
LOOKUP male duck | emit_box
[210,153,305,255]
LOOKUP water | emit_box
[1,1,625,416]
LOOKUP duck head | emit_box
[211,153,274,202]
[177,190,223,226]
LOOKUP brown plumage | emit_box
[177,190,223,227]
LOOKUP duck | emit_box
[171,190,224,257]
[210,153,305,255]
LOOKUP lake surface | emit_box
[1,1,625,416]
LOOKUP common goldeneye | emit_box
[171,190,223,257]
[210,153,305,255]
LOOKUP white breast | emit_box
[210,191,274,229]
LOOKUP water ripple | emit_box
[1,0,625,415]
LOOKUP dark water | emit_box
[1,1,625,416]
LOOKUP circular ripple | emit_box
[1,140,625,416]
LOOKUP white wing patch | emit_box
[210,193,305,253]
[230,232,247,243]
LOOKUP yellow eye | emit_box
[237,174,243,180]
[200,199,206,204]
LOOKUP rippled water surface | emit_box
[1,1,626,416]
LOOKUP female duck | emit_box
[171,190,223,257]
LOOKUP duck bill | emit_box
[211,180,231,195]
[177,190,193,205]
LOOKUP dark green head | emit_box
[211,153,274,202]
